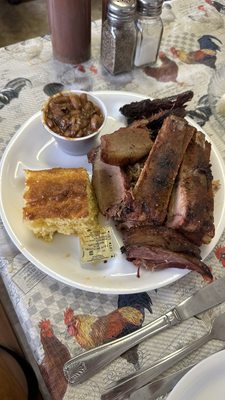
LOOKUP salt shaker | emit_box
[101,0,137,75]
[134,0,163,67]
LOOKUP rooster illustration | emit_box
[205,0,225,13]
[64,292,152,368]
[39,319,71,400]
[143,51,179,83]
[0,77,32,109]
[215,246,225,267]
[187,94,212,127]
[170,34,222,69]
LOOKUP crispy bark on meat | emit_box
[122,246,213,282]
[91,148,132,218]
[130,108,187,141]
[133,115,196,225]
[121,225,201,258]
[119,90,194,124]
[100,127,153,166]
[167,131,215,245]
[147,108,187,141]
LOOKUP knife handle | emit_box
[63,308,180,384]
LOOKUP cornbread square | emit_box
[23,168,98,241]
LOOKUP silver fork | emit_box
[100,311,225,400]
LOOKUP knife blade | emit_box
[101,364,194,400]
[64,275,225,385]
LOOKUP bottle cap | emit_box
[108,0,136,21]
[137,0,163,16]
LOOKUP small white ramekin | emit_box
[42,90,107,156]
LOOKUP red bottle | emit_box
[102,0,109,22]
[47,0,91,64]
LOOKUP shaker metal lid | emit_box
[137,0,163,16]
[108,0,136,21]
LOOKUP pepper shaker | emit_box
[134,0,163,67]
[101,0,137,75]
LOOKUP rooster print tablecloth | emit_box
[1,0,225,399]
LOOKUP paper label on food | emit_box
[80,226,115,263]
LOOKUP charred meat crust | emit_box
[167,131,215,244]
[133,115,196,225]
[129,108,187,142]
[119,90,194,124]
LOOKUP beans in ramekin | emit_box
[43,92,104,138]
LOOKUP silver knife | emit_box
[64,276,225,384]
[101,364,195,400]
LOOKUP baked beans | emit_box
[43,92,104,138]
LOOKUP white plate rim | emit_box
[0,90,225,294]
[167,349,225,400]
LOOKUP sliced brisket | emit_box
[100,127,153,166]
[121,225,201,258]
[133,115,196,225]
[91,148,132,219]
[123,245,213,282]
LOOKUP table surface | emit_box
[1,1,225,399]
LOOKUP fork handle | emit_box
[63,309,181,384]
[104,332,211,400]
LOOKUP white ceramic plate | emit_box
[1,91,225,294]
[167,350,225,400]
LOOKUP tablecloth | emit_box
[1,0,225,399]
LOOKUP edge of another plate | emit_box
[167,349,225,400]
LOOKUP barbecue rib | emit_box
[100,127,153,166]
[133,115,196,225]
[167,131,215,245]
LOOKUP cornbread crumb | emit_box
[23,168,99,241]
